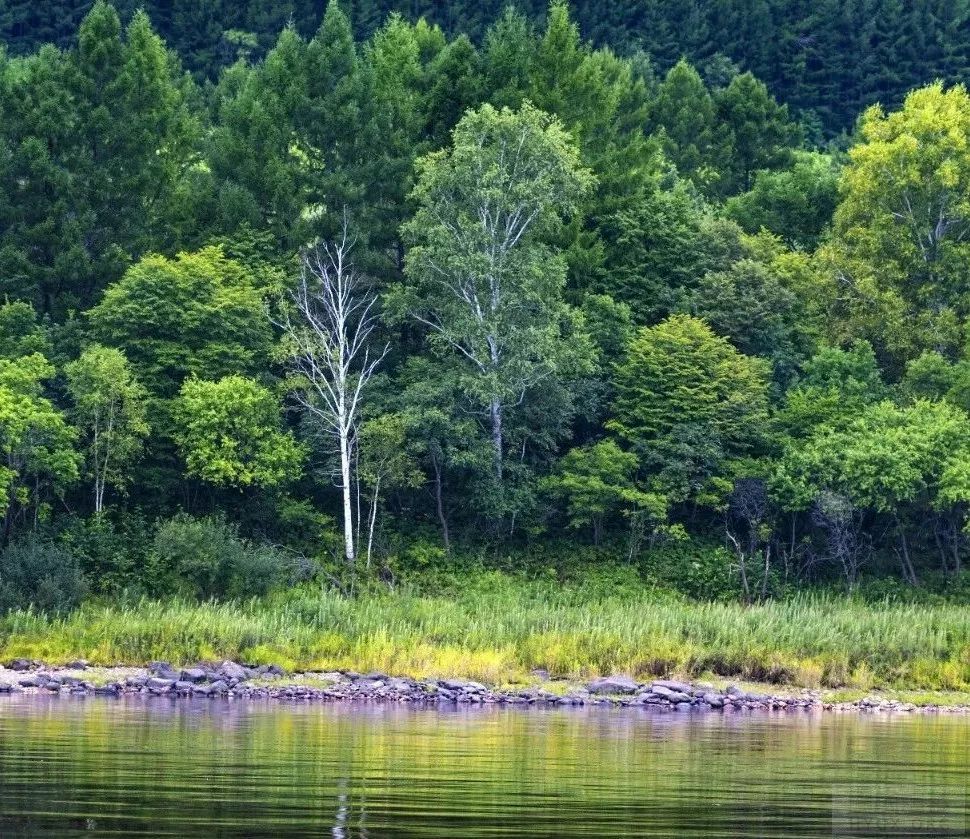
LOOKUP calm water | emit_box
[0,696,967,837]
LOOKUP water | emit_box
[0,696,967,837]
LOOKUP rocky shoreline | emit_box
[0,660,967,714]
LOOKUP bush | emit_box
[151,514,310,600]
[0,537,86,614]
[55,514,153,596]
[641,541,742,601]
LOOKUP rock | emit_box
[675,702,693,711]
[587,675,638,695]
[146,677,174,691]
[353,679,384,692]
[439,678,486,693]
[208,680,228,694]
[725,684,747,699]
[651,685,693,703]
[174,681,195,692]
[180,668,207,683]
[18,676,40,688]
[651,679,692,694]
[93,685,118,695]
[66,660,89,670]
[218,661,248,681]
[7,659,31,672]
[703,692,725,708]
[0,683,10,693]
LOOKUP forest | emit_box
[3,0,970,622]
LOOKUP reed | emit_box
[1,573,967,690]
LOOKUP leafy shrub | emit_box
[641,542,741,601]
[0,537,86,613]
[55,514,153,596]
[151,514,309,600]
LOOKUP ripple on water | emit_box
[0,695,967,837]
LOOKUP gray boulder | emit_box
[439,678,486,693]
[587,675,638,695]
[651,679,692,693]
[180,668,207,683]
[651,684,693,703]
[218,661,248,681]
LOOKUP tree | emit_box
[607,182,743,321]
[358,413,423,568]
[777,341,888,438]
[725,151,841,249]
[65,345,150,513]
[0,301,50,360]
[650,59,725,189]
[824,82,970,364]
[683,253,818,386]
[393,357,492,552]
[0,3,198,313]
[207,25,310,247]
[0,353,79,540]
[773,399,970,584]
[279,227,388,570]
[609,314,770,505]
[87,247,274,399]
[394,102,594,486]
[542,439,656,544]
[715,71,801,194]
[173,375,304,489]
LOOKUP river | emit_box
[0,696,967,836]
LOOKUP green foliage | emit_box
[173,375,304,488]
[609,315,770,504]
[725,151,840,249]
[542,439,656,541]
[3,5,970,603]
[395,101,595,494]
[65,344,150,512]
[0,536,85,613]
[0,353,80,523]
[87,247,273,398]
[714,71,801,195]
[151,514,307,600]
[778,341,888,437]
[0,301,51,359]
[825,82,970,364]
[773,400,970,517]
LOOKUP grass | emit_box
[0,569,968,692]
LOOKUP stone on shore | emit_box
[587,675,638,695]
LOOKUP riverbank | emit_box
[1,574,968,694]
[2,659,969,714]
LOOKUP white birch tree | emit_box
[65,345,149,515]
[278,223,388,568]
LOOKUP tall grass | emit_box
[1,572,967,690]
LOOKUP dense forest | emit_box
[6,0,970,134]
[2,0,970,613]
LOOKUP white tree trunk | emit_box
[276,216,388,573]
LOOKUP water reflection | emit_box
[0,695,966,837]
